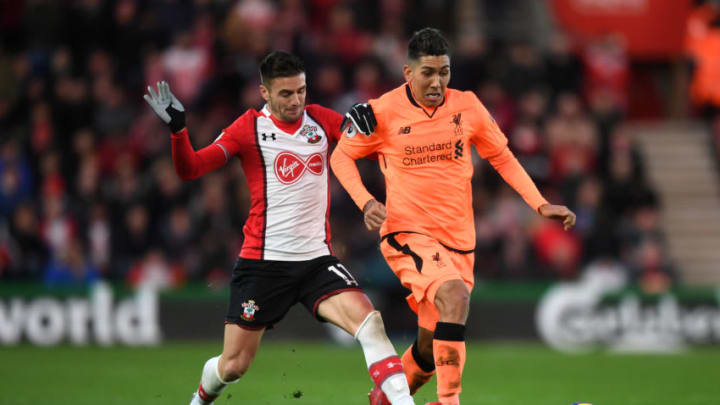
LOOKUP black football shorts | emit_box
[225,255,363,329]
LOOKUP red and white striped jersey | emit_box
[213,104,343,261]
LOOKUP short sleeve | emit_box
[468,93,508,159]
[305,104,343,142]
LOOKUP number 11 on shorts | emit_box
[328,264,358,286]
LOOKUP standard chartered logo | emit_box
[402,142,454,166]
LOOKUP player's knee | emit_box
[320,291,375,335]
[434,281,470,322]
[342,297,375,332]
[219,356,251,381]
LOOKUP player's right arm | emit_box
[330,104,386,230]
[144,81,243,180]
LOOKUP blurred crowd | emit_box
[0,0,675,292]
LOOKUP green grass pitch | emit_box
[2,342,719,405]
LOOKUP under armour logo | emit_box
[261,133,276,141]
[454,140,464,159]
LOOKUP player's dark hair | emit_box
[259,51,305,87]
[408,27,450,60]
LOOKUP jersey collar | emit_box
[405,83,446,119]
[261,104,305,135]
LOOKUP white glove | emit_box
[143,81,186,133]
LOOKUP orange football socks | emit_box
[433,322,466,405]
[400,340,436,394]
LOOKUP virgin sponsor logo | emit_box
[273,151,324,184]
[536,262,720,353]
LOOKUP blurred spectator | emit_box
[582,33,630,112]
[618,198,676,294]
[545,31,582,98]
[93,75,134,135]
[508,122,549,183]
[40,190,75,262]
[453,33,489,92]
[531,219,582,279]
[4,202,48,280]
[313,62,344,107]
[111,203,153,278]
[163,31,212,104]
[502,42,546,99]
[322,6,372,65]
[477,80,515,133]
[545,93,598,186]
[372,15,407,82]
[334,57,386,114]
[87,203,111,274]
[0,139,34,218]
[572,176,617,262]
[44,236,100,288]
[686,0,720,116]
[127,249,184,290]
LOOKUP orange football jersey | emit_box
[337,84,508,250]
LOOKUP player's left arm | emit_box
[144,81,231,180]
[468,93,576,230]
[330,102,386,230]
[487,147,575,230]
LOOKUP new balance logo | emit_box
[454,140,464,159]
[397,126,411,135]
[261,133,276,141]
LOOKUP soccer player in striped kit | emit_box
[144,51,415,405]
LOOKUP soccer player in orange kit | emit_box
[330,28,576,405]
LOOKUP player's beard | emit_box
[270,97,303,123]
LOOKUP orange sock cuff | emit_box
[433,325,466,403]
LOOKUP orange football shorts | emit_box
[379,232,474,331]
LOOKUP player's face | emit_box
[404,55,451,108]
[260,73,307,122]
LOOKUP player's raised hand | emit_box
[340,103,377,135]
[363,199,387,231]
[143,81,186,133]
[538,204,576,231]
